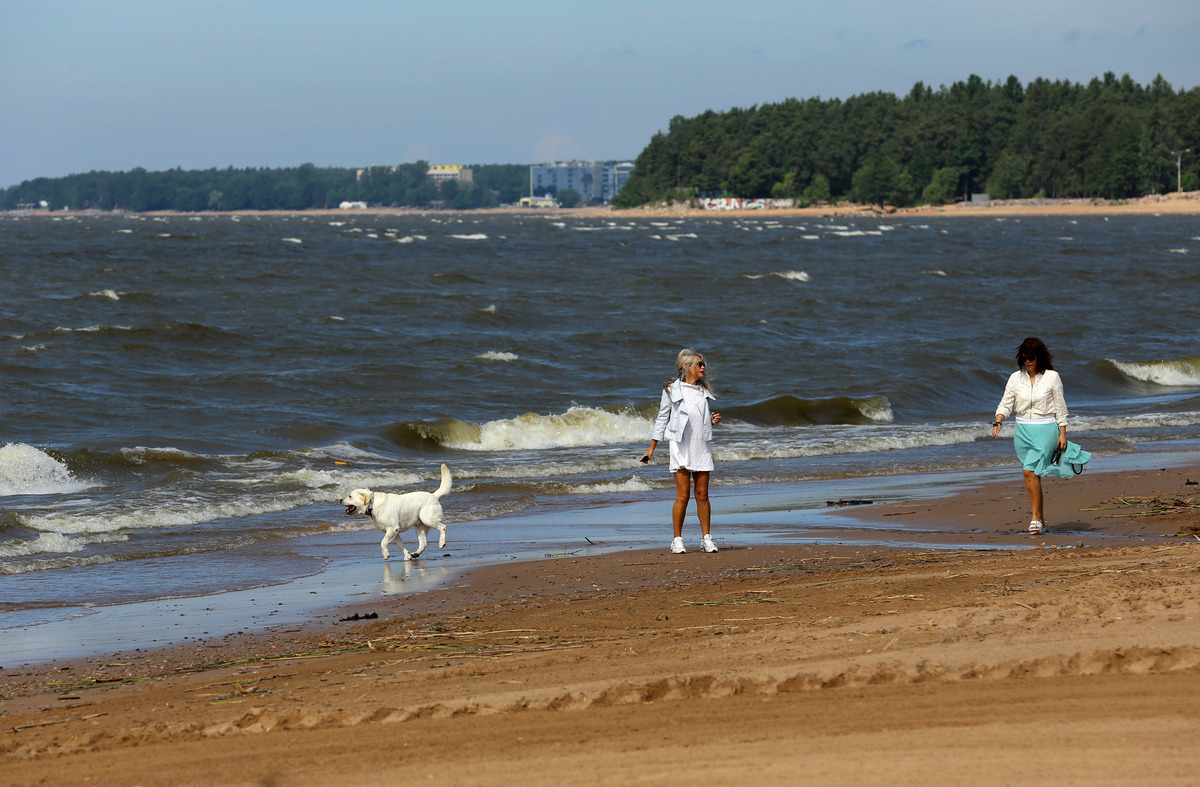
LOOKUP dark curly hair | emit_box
[1015,337,1054,373]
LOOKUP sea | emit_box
[2,210,1199,657]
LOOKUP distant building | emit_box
[529,161,634,204]
[427,165,474,184]
[519,195,559,208]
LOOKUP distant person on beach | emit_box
[992,337,1091,535]
[642,349,722,553]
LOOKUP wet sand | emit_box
[4,459,1200,785]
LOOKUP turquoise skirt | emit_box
[1014,421,1091,479]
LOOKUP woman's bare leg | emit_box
[672,469,692,537]
[693,471,711,536]
[1023,469,1044,523]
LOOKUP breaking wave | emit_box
[388,407,650,452]
[1106,357,1200,387]
[743,270,810,282]
[725,395,894,426]
[0,444,94,497]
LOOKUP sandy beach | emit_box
[38,188,1190,222]
[619,191,1200,220]
[4,458,1200,785]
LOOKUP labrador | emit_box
[340,463,451,560]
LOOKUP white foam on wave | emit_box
[119,445,202,464]
[831,230,883,237]
[563,477,655,495]
[0,553,119,576]
[715,423,983,462]
[288,466,423,492]
[87,289,122,301]
[0,531,127,561]
[856,397,895,423]
[1167,248,1188,255]
[479,304,498,315]
[446,406,649,451]
[1110,357,1200,387]
[475,351,518,362]
[15,486,332,536]
[450,233,488,240]
[744,270,810,282]
[0,444,94,497]
[281,237,303,244]
[53,324,133,334]
[1071,411,1200,433]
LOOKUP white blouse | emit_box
[995,369,1069,427]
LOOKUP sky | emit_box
[3,0,1199,188]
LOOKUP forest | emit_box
[614,72,1200,208]
[0,162,531,212]
[5,72,1198,212]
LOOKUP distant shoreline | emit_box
[6,192,1200,220]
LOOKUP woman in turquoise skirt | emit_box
[991,337,1091,535]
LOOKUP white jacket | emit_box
[653,380,715,443]
[995,369,1069,427]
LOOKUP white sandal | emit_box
[1028,520,1044,535]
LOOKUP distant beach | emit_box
[12,189,1200,221]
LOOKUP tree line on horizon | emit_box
[0,162,532,212]
[614,72,1200,208]
[6,72,1198,213]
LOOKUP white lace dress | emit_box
[669,383,714,473]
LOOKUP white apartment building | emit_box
[529,161,634,203]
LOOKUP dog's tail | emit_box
[433,463,452,498]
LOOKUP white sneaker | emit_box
[702,534,718,553]
[670,537,686,554]
[1028,520,1044,535]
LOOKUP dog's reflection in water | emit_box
[381,560,449,594]
[381,560,412,593]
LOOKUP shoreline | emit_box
[3,450,1195,668]
[3,450,1196,669]
[3,455,1199,783]
[6,191,1199,221]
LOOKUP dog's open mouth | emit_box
[345,505,358,515]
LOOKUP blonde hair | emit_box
[665,348,713,394]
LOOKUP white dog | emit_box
[340,464,451,560]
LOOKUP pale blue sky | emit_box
[2,0,1198,187]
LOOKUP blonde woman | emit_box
[642,349,722,553]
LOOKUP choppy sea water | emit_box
[2,211,1199,631]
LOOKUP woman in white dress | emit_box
[642,349,722,553]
